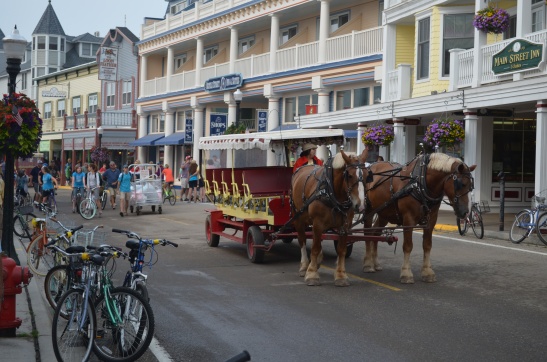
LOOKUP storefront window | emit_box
[492,118,536,183]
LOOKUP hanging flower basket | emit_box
[90,146,109,164]
[423,118,465,148]
[362,125,395,147]
[0,93,42,159]
[473,6,510,34]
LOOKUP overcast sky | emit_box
[0,0,167,42]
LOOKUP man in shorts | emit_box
[118,165,132,217]
[103,161,121,209]
[179,156,191,201]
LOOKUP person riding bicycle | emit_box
[41,165,58,206]
[15,169,29,201]
[71,165,86,213]
[86,163,102,217]
[162,164,174,195]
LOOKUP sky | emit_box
[0,0,168,42]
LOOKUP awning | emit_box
[155,132,186,145]
[129,134,165,147]
[343,130,358,139]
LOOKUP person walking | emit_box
[103,161,121,209]
[99,163,107,174]
[188,160,199,202]
[293,143,323,172]
[65,158,72,186]
[71,165,86,213]
[118,165,132,217]
[30,161,42,200]
[41,165,58,205]
[179,156,191,201]
[86,163,102,217]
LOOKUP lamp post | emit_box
[233,89,243,128]
[1,26,27,263]
[97,125,104,148]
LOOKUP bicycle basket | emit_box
[73,229,107,247]
[17,205,34,215]
[478,201,490,213]
[532,190,547,210]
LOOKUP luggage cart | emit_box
[128,163,163,215]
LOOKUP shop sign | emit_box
[185,118,193,143]
[478,108,513,117]
[73,138,84,150]
[98,46,119,81]
[85,138,95,149]
[492,39,544,75]
[257,111,267,132]
[42,87,67,98]
[210,114,227,136]
[39,140,50,152]
[204,73,243,92]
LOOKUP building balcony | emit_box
[141,27,383,98]
[40,110,137,132]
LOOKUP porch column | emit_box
[317,0,330,65]
[471,3,488,88]
[139,54,148,97]
[315,85,330,162]
[191,96,204,162]
[449,48,465,91]
[381,24,396,102]
[166,47,174,92]
[269,14,280,73]
[404,124,416,163]
[229,27,238,73]
[163,102,175,171]
[265,84,280,166]
[535,101,547,194]
[356,123,365,157]
[137,107,147,163]
[392,119,405,164]
[515,0,533,82]
[463,109,484,201]
[195,37,204,87]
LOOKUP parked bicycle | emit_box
[510,194,547,244]
[79,186,101,219]
[13,203,36,241]
[162,182,176,205]
[457,201,488,239]
[14,187,32,207]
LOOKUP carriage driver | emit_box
[293,143,324,172]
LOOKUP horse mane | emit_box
[427,153,462,172]
[332,152,355,169]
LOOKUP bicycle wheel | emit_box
[47,195,58,215]
[13,213,36,239]
[27,235,57,276]
[93,287,155,362]
[79,199,97,220]
[44,265,73,315]
[510,210,533,244]
[168,194,176,206]
[456,217,468,236]
[101,190,107,210]
[535,212,547,246]
[470,207,484,239]
[52,289,96,362]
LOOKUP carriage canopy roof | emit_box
[198,128,346,150]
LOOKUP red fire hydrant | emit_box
[0,254,32,337]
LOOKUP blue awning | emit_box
[155,132,188,145]
[343,130,358,139]
[129,134,165,147]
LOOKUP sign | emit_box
[478,108,513,117]
[305,104,318,115]
[204,73,243,92]
[257,111,267,132]
[98,46,119,81]
[492,39,544,75]
[39,140,50,152]
[185,118,193,143]
[210,114,227,136]
[42,87,67,98]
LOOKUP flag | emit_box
[12,105,23,126]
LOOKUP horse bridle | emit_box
[441,167,475,207]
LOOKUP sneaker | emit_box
[184,198,189,201]
[120,212,124,217]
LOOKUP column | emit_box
[403,124,416,163]
[137,108,147,163]
[392,119,405,164]
[229,27,238,73]
[195,37,204,87]
[266,92,280,166]
[515,0,533,82]
[164,102,175,170]
[191,96,204,163]
[269,14,279,73]
[471,2,487,88]
[166,47,174,92]
[317,0,330,64]
[224,92,237,168]
[356,123,365,157]
[140,54,148,97]
[535,101,547,194]
[463,109,484,201]
[381,24,396,102]
[315,86,330,162]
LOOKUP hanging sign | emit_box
[185,118,193,143]
[98,47,119,81]
[257,111,267,132]
[492,39,544,75]
[42,87,67,98]
[210,114,227,136]
[204,73,243,92]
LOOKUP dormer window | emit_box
[81,43,99,57]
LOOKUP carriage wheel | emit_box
[205,215,220,247]
[333,240,353,259]
[246,226,265,263]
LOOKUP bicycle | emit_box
[100,187,109,210]
[162,182,176,205]
[510,194,547,244]
[456,201,487,239]
[79,186,101,220]
[72,186,85,214]
[13,203,36,241]
[14,188,32,207]
[112,228,178,301]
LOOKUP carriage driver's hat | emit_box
[302,143,318,152]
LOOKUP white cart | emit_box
[128,163,163,215]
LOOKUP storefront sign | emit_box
[85,138,95,149]
[39,140,50,152]
[185,118,193,143]
[42,87,67,98]
[101,137,132,149]
[210,114,227,136]
[257,111,267,132]
[98,46,119,81]
[492,39,544,75]
[478,108,513,117]
[73,138,84,150]
[204,73,243,92]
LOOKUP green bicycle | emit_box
[162,183,176,205]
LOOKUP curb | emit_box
[434,224,459,232]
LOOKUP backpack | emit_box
[87,172,103,187]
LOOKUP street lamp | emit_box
[97,125,104,148]
[2,25,27,263]
[233,89,243,127]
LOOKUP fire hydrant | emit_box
[0,254,32,337]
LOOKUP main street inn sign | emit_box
[204,73,243,92]
[492,39,544,75]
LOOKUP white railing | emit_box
[171,71,197,91]
[143,77,167,97]
[456,49,474,88]
[326,27,383,62]
[386,69,400,101]
[200,63,230,81]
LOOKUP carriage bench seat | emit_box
[242,167,293,198]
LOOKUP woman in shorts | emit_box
[41,166,58,205]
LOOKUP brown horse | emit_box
[362,153,476,283]
[291,150,368,286]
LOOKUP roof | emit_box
[116,27,139,43]
[0,28,5,49]
[33,2,65,36]
[72,33,102,43]
[62,47,94,69]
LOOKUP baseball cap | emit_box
[123,164,129,168]
[37,160,43,164]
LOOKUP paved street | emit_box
[26,189,547,361]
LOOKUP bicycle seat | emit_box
[126,239,141,250]
[66,245,86,253]
[536,196,545,204]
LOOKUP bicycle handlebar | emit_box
[112,228,178,247]
[45,225,85,246]
[225,351,251,362]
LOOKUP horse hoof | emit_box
[363,266,376,273]
[305,278,321,286]
[422,275,437,283]
[400,276,415,284]
[335,279,350,287]
[299,270,306,277]
[375,265,383,271]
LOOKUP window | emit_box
[284,97,296,123]
[177,110,193,131]
[60,38,65,51]
[297,94,318,116]
[354,88,370,107]
[504,15,517,39]
[106,82,116,108]
[36,67,46,77]
[378,0,384,26]
[49,36,58,50]
[122,81,132,106]
[373,86,382,104]
[21,73,27,90]
[72,97,81,115]
[330,11,350,33]
[57,99,65,117]
[81,43,99,57]
[151,115,159,133]
[88,94,98,113]
[174,53,187,69]
[204,45,218,63]
[442,14,474,77]
[280,25,297,45]
[238,36,255,54]
[48,67,57,74]
[44,102,52,119]
[532,4,545,32]
[159,114,165,132]
[417,17,430,80]
[336,90,352,110]
[37,36,46,50]
[150,114,165,133]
